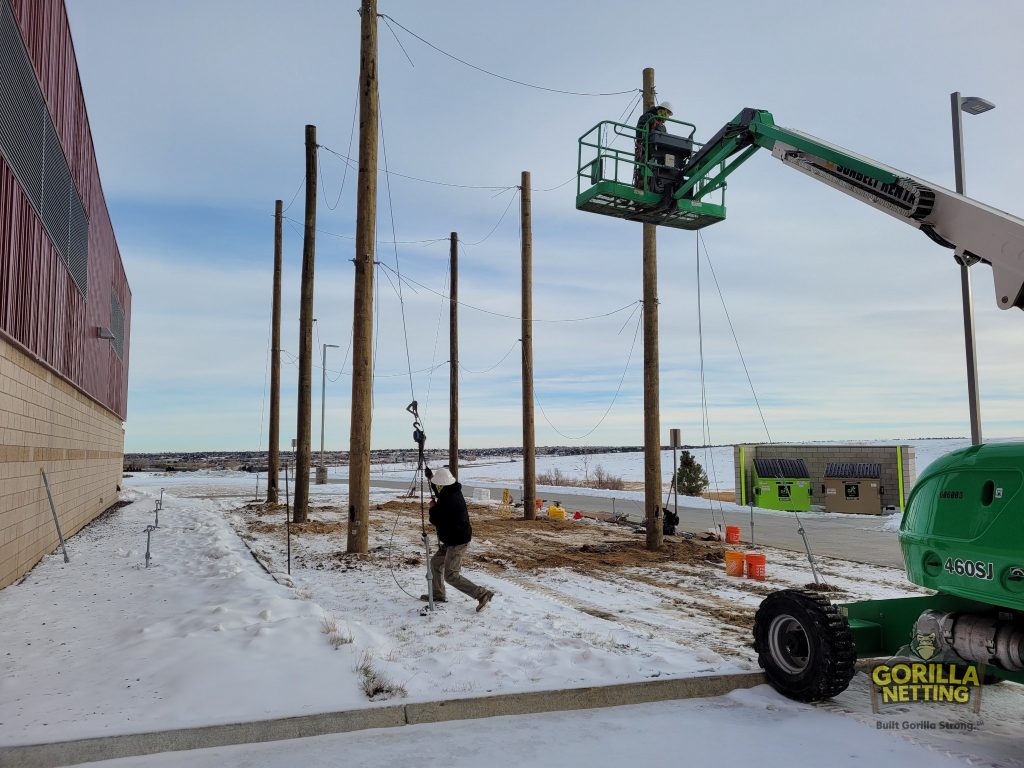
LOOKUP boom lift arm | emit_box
[576,108,1024,310]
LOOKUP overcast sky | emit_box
[64,0,1024,452]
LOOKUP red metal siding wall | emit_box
[1,0,129,420]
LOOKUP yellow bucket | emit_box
[724,550,745,577]
[547,504,566,519]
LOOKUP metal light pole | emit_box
[317,343,340,484]
[951,92,995,446]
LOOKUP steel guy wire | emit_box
[533,303,643,441]
[379,100,416,404]
[380,15,415,68]
[422,257,451,414]
[695,235,724,531]
[378,14,637,97]
[698,231,773,443]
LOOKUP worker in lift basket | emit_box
[633,100,673,189]
[423,466,494,612]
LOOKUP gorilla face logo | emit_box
[911,632,938,661]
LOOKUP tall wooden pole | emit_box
[294,124,318,523]
[642,68,663,549]
[268,200,283,504]
[520,172,536,520]
[449,232,459,476]
[347,0,378,554]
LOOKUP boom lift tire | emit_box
[753,589,857,702]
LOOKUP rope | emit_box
[378,14,638,97]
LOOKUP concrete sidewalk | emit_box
[1,672,765,768]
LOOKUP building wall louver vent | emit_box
[0,0,89,296]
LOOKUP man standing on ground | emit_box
[422,467,494,612]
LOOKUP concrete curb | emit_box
[1,672,765,768]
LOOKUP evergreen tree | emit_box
[674,450,709,496]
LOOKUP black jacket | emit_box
[429,482,472,546]
[636,106,666,140]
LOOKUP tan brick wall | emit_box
[1,338,124,589]
[734,443,916,514]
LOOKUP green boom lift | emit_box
[577,108,1024,701]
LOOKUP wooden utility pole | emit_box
[294,125,318,523]
[268,200,283,504]
[449,232,459,476]
[642,67,663,549]
[347,0,378,554]
[520,172,536,520]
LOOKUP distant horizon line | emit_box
[124,436,985,456]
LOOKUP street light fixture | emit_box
[318,343,340,484]
[951,92,995,446]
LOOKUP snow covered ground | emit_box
[3,471,1024,767]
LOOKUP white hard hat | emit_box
[658,101,674,115]
[431,467,456,487]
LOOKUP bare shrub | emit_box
[354,651,407,700]
[537,464,624,490]
[591,465,624,490]
[536,467,571,486]
[321,614,353,649]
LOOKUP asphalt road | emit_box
[328,477,906,570]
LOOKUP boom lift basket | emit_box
[576,117,728,230]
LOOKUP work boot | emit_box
[420,594,446,603]
[476,591,494,613]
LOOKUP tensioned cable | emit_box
[256,314,272,470]
[379,102,416,403]
[320,144,514,191]
[377,261,640,323]
[378,14,637,97]
[696,236,724,531]
[534,302,643,440]
[698,231,773,443]
[422,257,451,413]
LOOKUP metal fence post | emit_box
[40,469,69,563]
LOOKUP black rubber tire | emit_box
[753,589,857,702]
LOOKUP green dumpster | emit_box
[752,458,812,512]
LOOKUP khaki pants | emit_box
[430,543,487,600]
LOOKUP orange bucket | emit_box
[725,525,741,544]
[745,553,767,580]
[724,550,745,577]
